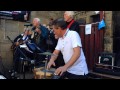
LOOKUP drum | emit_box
[33,67,55,79]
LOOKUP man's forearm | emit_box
[49,50,59,62]
[64,47,80,69]
[50,54,58,62]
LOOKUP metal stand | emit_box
[7,36,30,79]
[44,55,49,79]
[23,60,26,79]
[20,57,35,79]
[14,48,28,79]
[37,52,55,79]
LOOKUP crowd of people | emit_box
[12,11,88,79]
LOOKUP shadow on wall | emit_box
[0,54,11,78]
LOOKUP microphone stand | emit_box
[43,30,51,79]
[43,55,48,79]
[46,30,52,52]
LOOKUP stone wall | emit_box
[0,11,63,69]
[30,11,64,25]
[104,11,113,52]
[0,19,23,69]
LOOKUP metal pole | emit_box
[23,61,25,79]
[44,55,48,79]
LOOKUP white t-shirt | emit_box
[55,30,88,75]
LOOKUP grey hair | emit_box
[65,11,75,18]
[34,18,40,23]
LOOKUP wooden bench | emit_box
[89,71,120,79]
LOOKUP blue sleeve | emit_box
[40,25,49,38]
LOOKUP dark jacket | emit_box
[66,19,80,34]
[31,25,49,52]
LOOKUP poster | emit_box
[85,24,92,35]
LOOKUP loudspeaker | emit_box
[98,53,115,69]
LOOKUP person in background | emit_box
[64,11,80,34]
[31,18,49,66]
[31,18,49,52]
[13,28,33,72]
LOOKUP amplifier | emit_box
[99,55,114,69]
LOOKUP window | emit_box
[90,14,100,23]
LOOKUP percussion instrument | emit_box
[33,52,58,79]
[33,67,55,79]
[38,52,57,57]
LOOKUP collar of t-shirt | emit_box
[62,28,69,39]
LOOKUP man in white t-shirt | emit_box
[47,18,88,79]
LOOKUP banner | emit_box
[98,19,106,30]
[0,11,31,22]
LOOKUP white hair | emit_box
[34,18,40,23]
[65,11,75,18]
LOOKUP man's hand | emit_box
[35,28,41,34]
[55,66,67,76]
[47,60,56,70]
[15,42,20,46]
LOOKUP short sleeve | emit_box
[71,31,82,48]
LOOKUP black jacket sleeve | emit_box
[13,34,22,43]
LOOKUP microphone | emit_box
[31,26,36,30]
[24,23,33,27]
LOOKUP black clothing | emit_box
[31,25,49,52]
[54,53,65,68]
[66,19,80,34]
[13,34,34,72]
[46,30,57,52]
[60,71,88,79]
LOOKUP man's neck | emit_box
[61,29,67,38]
[67,18,73,22]
[36,24,40,28]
